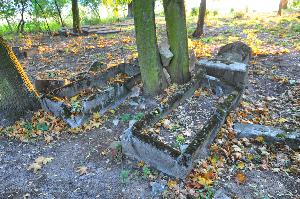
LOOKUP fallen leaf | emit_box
[76,166,88,175]
[255,136,264,143]
[235,172,247,184]
[28,163,42,173]
[167,180,177,189]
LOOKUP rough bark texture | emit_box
[133,0,167,95]
[193,0,206,38]
[54,0,65,27]
[72,0,81,33]
[128,2,133,18]
[278,0,288,15]
[17,0,26,33]
[163,0,190,84]
[0,37,40,127]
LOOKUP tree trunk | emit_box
[133,0,167,95]
[278,0,288,15]
[193,0,206,38]
[17,0,26,33]
[163,0,190,84]
[282,0,288,9]
[127,2,133,18]
[54,0,65,27]
[0,37,40,127]
[34,0,51,32]
[72,0,81,33]
[5,17,13,32]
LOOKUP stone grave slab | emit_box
[121,42,251,179]
[41,61,140,127]
[122,72,243,179]
[0,37,40,127]
[235,123,300,150]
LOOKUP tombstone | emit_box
[217,41,252,64]
[0,37,40,127]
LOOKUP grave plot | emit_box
[41,60,140,127]
[122,60,247,179]
[59,25,122,36]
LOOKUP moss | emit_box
[133,0,167,95]
[163,0,190,84]
[0,37,38,97]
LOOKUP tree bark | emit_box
[34,0,51,32]
[193,0,206,38]
[17,0,26,33]
[54,0,65,27]
[0,37,40,127]
[278,0,288,15]
[72,0,81,33]
[127,2,133,18]
[5,17,13,32]
[133,0,167,95]
[163,0,190,84]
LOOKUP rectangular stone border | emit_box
[41,62,141,127]
[122,76,242,179]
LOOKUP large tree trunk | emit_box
[278,0,288,15]
[127,2,133,18]
[54,0,65,27]
[193,0,206,38]
[163,0,190,84]
[0,37,40,127]
[133,0,167,95]
[72,0,81,33]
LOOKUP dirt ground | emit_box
[1,13,299,199]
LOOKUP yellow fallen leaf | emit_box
[255,136,264,143]
[235,172,247,184]
[167,180,177,188]
[278,118,288,123]
[237,162,245,170]
[76,166,88,175]
[197,176,214,186]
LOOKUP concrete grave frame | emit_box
[122,71,243,179]
[41,61,141,127]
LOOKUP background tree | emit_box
[81,0,101,19]
[16,0,28,33]
[0,0,16,32]
[133,0,167,95]
[193,0,206,38]
[72,0,81,33]
[278,0,288,15]
[163,0,190,84]
[127,1,133,18]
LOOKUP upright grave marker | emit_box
[0,37,40,127]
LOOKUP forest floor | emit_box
[0,12,299,198]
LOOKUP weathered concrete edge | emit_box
[234,123,300,150]
[122,89,243,179]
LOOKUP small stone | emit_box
[159,41,174,67]
[214,188,231,199]
[150,181,166,197]
[112,119,119,126]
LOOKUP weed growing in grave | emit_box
[142,166,151,178]
[120,169,130,184]
[198,186,215,199]
[120,112,144,122]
